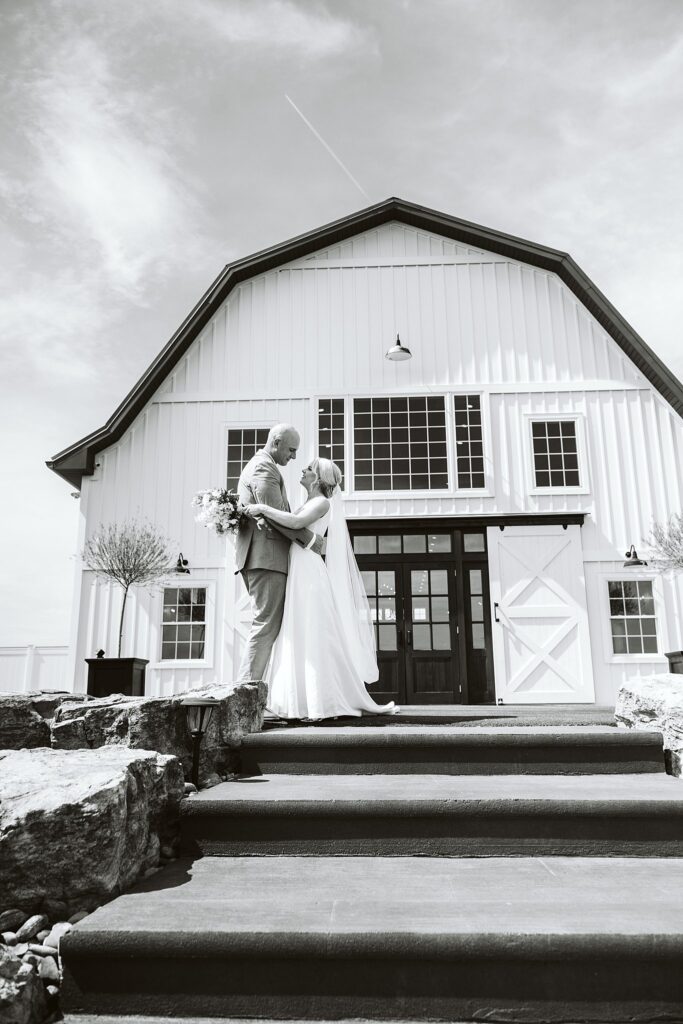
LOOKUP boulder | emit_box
[0,692,91,751]
[0,947,47,1024]
[0,698,49,750]
[0,747,184,918]
[615,674,683,776]
[51,681,267,784]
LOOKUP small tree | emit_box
[648,513,683,574]
[83,521,174,657]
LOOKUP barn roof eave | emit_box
[47,196,683,488]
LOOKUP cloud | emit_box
[184,0,376,58]
[23,36,205,299]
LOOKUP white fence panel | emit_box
[0,646,70,694]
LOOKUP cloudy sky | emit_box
[1,0,682,646]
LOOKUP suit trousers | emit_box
[237,568,288,684]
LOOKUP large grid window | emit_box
[162,587,206,660]
[318,398,345,483]
[226,428,269,490]
[353,396,448,491]
[531,420,580,488]
[608,580,658,655]
[454,395,485,489]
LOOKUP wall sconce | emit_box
[385,333,412,361]
[181,696,219,787]
[623,545,648,568]
[176,553,190,574]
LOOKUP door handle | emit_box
[494,602,500,623]
[406,629,412,647]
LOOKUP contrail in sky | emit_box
[285,94,370,201]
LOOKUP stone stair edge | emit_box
[180,796,683,817]
[243,728,662,747]
[60,928,683,959]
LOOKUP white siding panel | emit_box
[163,223,648,399]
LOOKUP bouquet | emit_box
[192,488,248,536]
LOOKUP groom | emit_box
[235,423,323,683]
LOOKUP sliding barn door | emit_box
[487,525,595,704]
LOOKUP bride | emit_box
[249,457,396,720]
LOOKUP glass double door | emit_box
[354,526,495,705]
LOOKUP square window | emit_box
[378,625,397,651]
[430,570,449,595]
[413,624,432,650]
[404,534,426,553]
[354,536,377,555]
[377,571,396,595]
[378,535,401,554]
[360,569,376,595]
[432,624,451,650]
[429,534,452,553]
[609,579,657,657]
[471,623,486,649]
[463,533,486,552]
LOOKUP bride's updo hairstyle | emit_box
[312,457,342,498]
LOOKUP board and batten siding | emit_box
[69,221,683,699]
[159,222,645,400]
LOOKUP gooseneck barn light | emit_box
[623,545,648,568]
[385,333,412,362]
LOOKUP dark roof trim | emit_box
[47,197,683,488]
[346,513,587,530]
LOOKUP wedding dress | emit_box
[267,494,396,720]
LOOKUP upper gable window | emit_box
[226,428,269,490]
[531,420,580,488]
[353,396,448,492]
[454,395,485,489]
[318,399,345,484]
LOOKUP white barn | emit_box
[48,198,683,707]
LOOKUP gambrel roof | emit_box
[48,197,683,488]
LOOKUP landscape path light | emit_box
[181,696,219,788]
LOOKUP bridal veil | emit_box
[325,490,379,684]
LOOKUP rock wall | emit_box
[51,681,267,785]
[0,693,91,750]
[0,747,184,917]
[615,674,683,776]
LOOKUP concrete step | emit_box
[241,725,665,775]
[60,855,683,1022]
[180,773,683,857]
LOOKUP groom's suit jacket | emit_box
[234,450,317,575]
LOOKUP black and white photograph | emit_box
[2,1,683,1021]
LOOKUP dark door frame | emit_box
[349,518,497,704]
